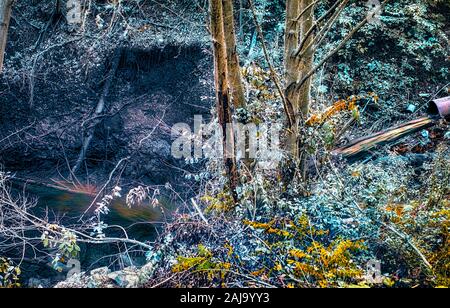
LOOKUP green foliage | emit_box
[244,216,367,288]
[41,226,80,272]
[0,257,21,288]
[41,226,80,259]
[315,0,449,119]
[172,244,231,282]
[382,147,450,287]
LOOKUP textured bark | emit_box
[284,0,300,104]
[222,0,246,109]
[284,0,301,158]
[284,0,314,165]
[239,0,244,39]
[0,0,13,73]
[210,0,238,200]
[296,0,314,119]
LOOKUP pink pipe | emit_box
[430,96,450,118]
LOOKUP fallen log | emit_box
[333,96,450,159]
[332,116,436,158]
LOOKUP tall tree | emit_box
[210,0,239,200]
[283,0,390,176]
[284,0,314,174]
[222,0,246,109]
[284,0,302,159]
[0,0,13,73]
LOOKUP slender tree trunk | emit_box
[239,0,244,40]
[0,0,13,73]
[284,0,301,158]
[296,0,314,178]
[222,0,246,109]
[284,0,314,173]
[297,0,314,120]
[210,0,238,200]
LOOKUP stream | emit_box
[10,181,173,286]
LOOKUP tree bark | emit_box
[239,0,244,39]
[284,0,314,171]
[284,0,301,158]
[210,0,239,200]
[296,0,314,119]
[0,0,13,73]
[222,0,246,109]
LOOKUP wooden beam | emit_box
[332,117,436,158]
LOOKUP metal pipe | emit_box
[430,96,450,118]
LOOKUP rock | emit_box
[87,267,112,288]
[55,263,154,288]
[107,267,140,288]
[90,267,110,277]
[27,278,51,288]
[125,137,174,181]
[140,263,154,279]
[54,272,89,288]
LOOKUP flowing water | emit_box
[10,181,173,285]
[18,183,166,238]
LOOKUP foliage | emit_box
[314,0,449,125]
[305,94,367,127]
[0,257,21,288]
[201,191,235,213]
[41,226,81,272]
[147,143,449,288]
[1,0,448,289]
[172,244,231,282]
[244,216,367,288]
[382,147,449,287]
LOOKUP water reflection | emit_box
[15,182,169,241]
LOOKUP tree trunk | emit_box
[222,0,246,109]
[0,0,13,73]
[284,0,301,158]
[239,0,244,40]
[284,0,314,171]
[297,0,314,119]
[210,0,238,200]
